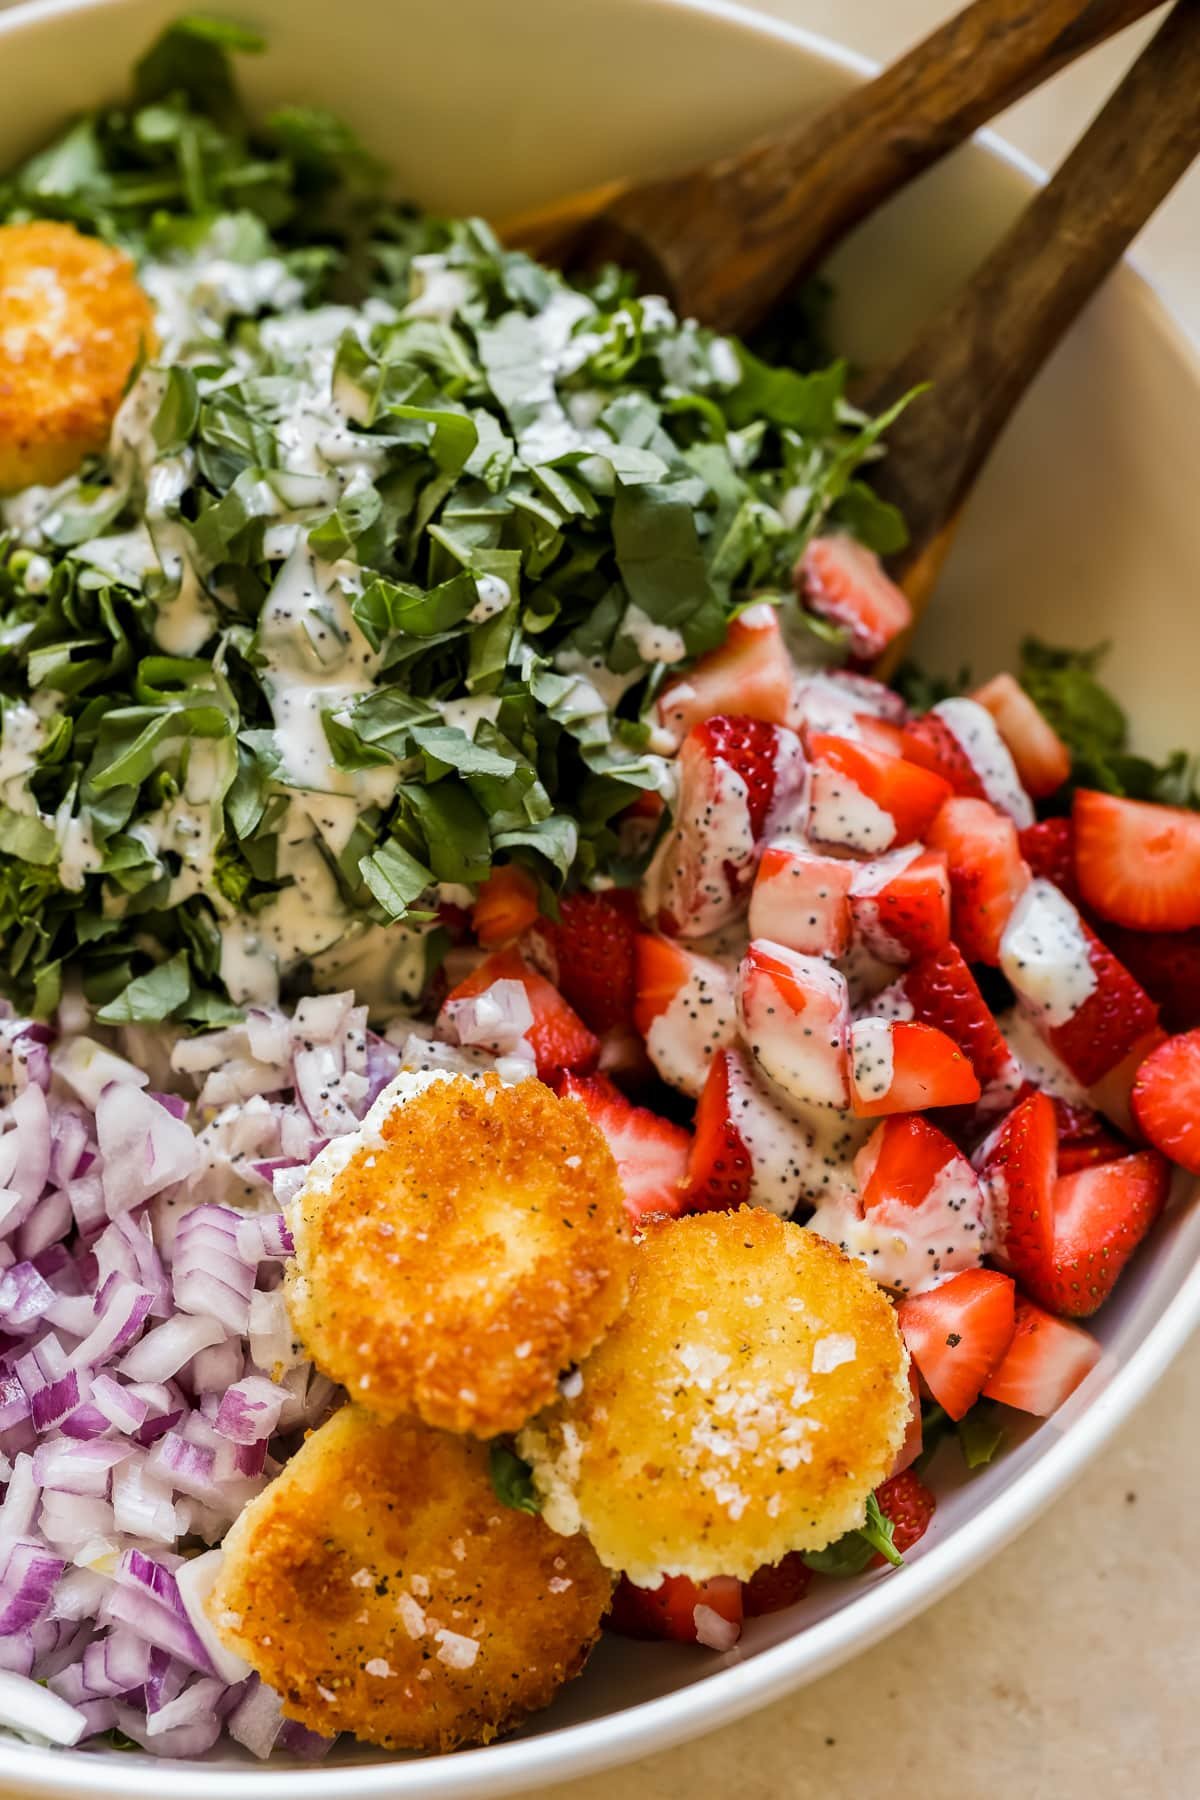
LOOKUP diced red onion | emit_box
[234,1211,294,1261]
[0,1667,86,1745]
[89,1372,146,1434]
[8,1083,52,1211]
[175,1548,253,1684]
[119,1313,227,1383]
[96,1084,200,1216]
[291,991,353,1045]
[226,1675,284,1759]
[188,1337,243,1393]
[15,1188,72,1262]
[67,1277,154,1371]
[52,1037,148,1109]
[0,1538,65,1632]
[0,1261,55,1332]
[0,1629,33,1677]
[58,1403,112,1441]
[0,1370,31,1433]
[279,1718,338,1759]
[65,1172,105,1234]
[112,1452,184,1543]
[31,1438,132,1497]
[49,1565,111,1622]
[216,1375,287,1445]
[39,1491,115,1552]
[47,1106,90,1187]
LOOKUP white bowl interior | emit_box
[1,0,1199,1793]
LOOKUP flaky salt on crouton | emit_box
[209,1406,612,1751]
[519,1209,910,1584]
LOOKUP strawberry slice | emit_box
[1132,1029,1200,1173]
[901,944,1022,1102]
[982,1298,1102,1415]
[848,847,951,963]
[1038,1150,1170,1315]
[632,934,737,1098]
[750,838,856,958]
[871,1468,936,1564]
[849,1018,981,1116]
[900,712,989,801]
[656,603,794,745]
[926,796,1031,965]
[1101,925,1200,1034]
[897,1269,1017,1420]
[685,1045,851,1213]
[982,1090,1058,1282]
[607,1573,743,1646]
[439,947,598,1081]
[559,1072,691,1224]
[1018,817,1079,902]
[1052,1098,1127,1175]
[972,673,1071,799]
[854,715,907,758]
[736,941,851,1109]
[471,864,539,947]
[528,889,638,1034]
[1074,788,1200,931]
[795,534,913,661]
[742,1553,813,1616]
[904,700,1033,827]
[807,733,952,854]
[686,1048,754,1211]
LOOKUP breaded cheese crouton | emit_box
[518,1209,910,1584]
[0,222,155,492]
[208,1406,612,1751]
[285,1071,634,1438]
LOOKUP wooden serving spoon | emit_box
[502,0,1163,332]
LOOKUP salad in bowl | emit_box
[0,14,1198,1766]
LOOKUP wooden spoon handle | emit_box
[528,0,1162,330]
[862,0,1200,626]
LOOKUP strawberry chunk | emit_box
[686,1048,754,1211]
[927,796,1030,965]
[849,1018,981,1117]
[685,1045,853,1213]
[742,1553,813,1617]
[1019,817,1079,902]
[982,1298,1102,1415]
[901,944,1022,1103]
[439,948,598,1081]
[1132,1029,1200,1173]
[900,712,988,801]
[632,934,737,1098]
[1041,1150,1170,1315]
[972,673,1071,799]
[1101,925,1200,1034]
[891,1365,925,1476]
[1074,788,1200,931]
[807,733,952,853]
[656,603,794,745]
[897,1269,1017,1419]
[750,838,855,958]
[607,1573,742,1646]
[1052,1098,1127,1175]
[848,847,951,963]
[472,864,539,947]
[528,889,638,1034]
[982,1090,1058,1282]
[559,1072,691,1224]
[736,941,851,1110]
[871,1468,936,1564]
[796,534,913,661]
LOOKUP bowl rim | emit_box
[0,0,1197,1792]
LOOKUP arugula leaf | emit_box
[358,838,433,919]
[488,1440,541,1515]
[612,482,726,657]
[95,951,191,1024]
[956,1401,1006,1471]
[803,1491,902,1576]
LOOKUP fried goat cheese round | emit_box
[208,1406,613,1751]
[284,1071,634,1437]
[0,222,156,492]
[518,1209,910,1584]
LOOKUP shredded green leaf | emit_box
[488,1440,541,1515]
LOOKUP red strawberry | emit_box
[1088,1028,1165,1140]
[849,1018,980,1117]
[897,1268,1017,1419]
[857,1113,968,1212]
[750,839,855,958]
[983,1090,1058,1281]
[529,889,638,1034]
[1019,817,1079,901]
[982,1298,1102,1415]
[656,603,794,745]
[439,948,598,1081]
[632,934,737,1098]
[1038,1150,1170,1315]
[558,1072,691,1224]
[891,1365,925,1476]
[848,847,951,962]
[686,1048,754,1211]
[471,864,539,947]
[871,1468,936,1565]
[606,1573,742,1645]
[742,1552,814,1617]
[692,715,799,840]
[685,1045,845,1213]
[972,673,1071,800]
[854,714,907,759]
[1132,1030,1200,1173]
[1074,788,1200,931]
[926,797,1031,965]
[902,944,1021,1100]
[795,534,913,661]
[1048,925,1160,1090]
[737,940,851,1110]
[807,733,952,853]
[901,712,988,801]
[1052,1098,1127,1175]
[1100,925,1200,1034]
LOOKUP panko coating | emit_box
[285,1071,634,1437]
[208,1406,613,1751]
[0,222,156,492]
[518,1209,910,1584]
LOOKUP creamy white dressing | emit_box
[998,1004,1089,1104]
[807,765,895,854]
[645,757,756,939]
[621,603,688,666]
[849,1018,895,1107]
[999,878,1097,1027]
[737,948,851,1111]
[807,1146,986,1297]
[643,953,738,1098]
[933,698,1034,828]
[747,837,853,958]
[724,1050,864,1212]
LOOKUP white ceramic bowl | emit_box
[2,0,1199,1792]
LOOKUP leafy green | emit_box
[956,1402,1006,1471]
[488,1441,541,1515]
[95,950,191,1024]
[803,1490,902,1577]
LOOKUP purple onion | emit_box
[0,1538,66,1633]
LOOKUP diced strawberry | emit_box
[857,1113,965,1210]
[646,716,807,939]
[686,1048,754,1212]
[848,847,951,963]
[982,1298,1102,1415]
[607,1573,743,1645]
[901,712,988,801]
[849,1018,980,1117]
[1019,817,1079,902]
[685,1045,849,1213]
[891,1365,925,1476]
[1132,1029,1200,1173]
[742,1553,814,1617]
[871,1469,936,1564]
[750,838,855,958]
[795,534,913,661]
[1101,925,1200,1034]
[926,797,1031,965]
[632,934,737,1098]
[853,714,907,758]
[528,889,638,1034]
[929,698,1035,826]
[1042,1150,1170,1315]
[789,671,908,743]
[736,941,851,1109]
[807,732,952,854]
[656,603,794,745]
[897,1269,1016,1421]
[1087,1028,1165,1139]
[558,1072,691,1224]
[902,944,1022,1101]
[1052,1098,1127,1175]
[972,673,1071,799]
[439,947,598,1081]
[1074,788,1200,931]
[983,1090,1058,1282]
[471,864,539,947]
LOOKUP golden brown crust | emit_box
[209,1407,613,1751]
[0,222,155,493]
[519,1209,910,1583]
[285,1075,634,1437]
